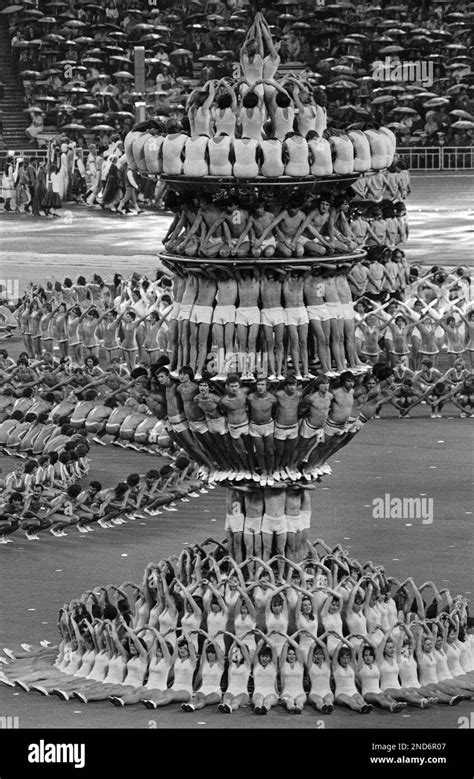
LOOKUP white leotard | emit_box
[208,135,233,176]
[213,107,236,137]
[73,650,96,678]
[330,135,354,175]
[446,642,465,677]
[346,611,368,647]
[281,661,305,698]
[309,661,332,696]
[273,106,295,141]
[285,136,310,177]
[418,652,438,686]
[85,652,109,682]
[181,612,201,651]
[144,135,164,174]
[379,656,401,690]
[234,613,257,650]
[198,659,223,695]
[359,662,382,695]
[241,107,265,141]
[296,104,317,137]
[398,654,420,688]
[265,612,289,652]
[253,663,277,696]
[233,138,259,178]
[206,611,227,651]
[364,129,389,170]
[348,130,371,172]
[333,664,357,696]
[162,134,187,175]
[434,648,452,682]
[146,657,169,690]
[103,655,126,684]
[260,139,284,177]
[158,608,178,645]
[123,657,146,687]
[226,662,250,696]
[183,136,209,177]
[173,657,194,692]
[308,137,332,176]
[297,614,318,654]
[321,612,343,655]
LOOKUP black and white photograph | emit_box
[0,0,472,771]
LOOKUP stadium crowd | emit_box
[1,0,473,152]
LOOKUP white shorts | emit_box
[285,307,309,327]
[261,513,287,536]
[261,307,286,328]
[225,512,245,533]
[249,420,274,438]
[228,420,249,439]
[190,305,213,325]
[340,302,354,320]
[188,418,208,434]
[259,235,276,250]
[325,301,343,320]
[244,514,262,535]
[307,304,330,322]
[324,418,347,437]
[299,418,325,440]
[167,413,189,434]
[286,514,301,534]
[300,509,311,530]
[206,417,227,435]
[235,307,261,327]
[177,303,193,321]
[212,305,236,325]
[274,422,298,440]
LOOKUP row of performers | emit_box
[163,192,408,259]
[125,127,396,179]
[157,367,393,485]
[166,264,364,379]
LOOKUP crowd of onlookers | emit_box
[0,0,472,152]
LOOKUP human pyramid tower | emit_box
[120,13,399,496]
[8,16,472,722]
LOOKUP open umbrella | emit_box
[82,56,103,65]
[62,122,86,130]
[330,80,358,89]
[110,55,132,63]
[198,55,223,63]
[77,103,99,111]
[390,106,419,114]
[371,95,396,104]
[423,98,450,108]
[170,48,193,57]
[1,4,24,12]
[62,19,86,27]
[379,45,405,53]
[451,120,474,129]
[450,109,473,119]
[20,70,41,79]
[113,71,134,79]
[112,111,135,118]
[90,124,115,131]
[87,112,106,120]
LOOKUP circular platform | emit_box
[159,250,366,268]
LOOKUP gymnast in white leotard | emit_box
[305,636,334,714]
[251,633,279,715]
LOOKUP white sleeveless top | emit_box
[285,136,310,177]
[208,136,232,176]
[144,135,163,174]
[379,657,401,690]
[241,107,265,141]
[308,138,332,176]
[194,106,213,137]
[226,662,250,696]
[281,661,305,697]
[418,651,438,686]
[86,652,109,682]
[253,663,277,696]
[132,134,150,172]
[199,659,223,694]
[265,612,289,652]
[309,661,332,695]
[322,613,343,655]
[273,107,295,141]
[333,664,357,696]
[260,139,284,177]
[173,657,194,692]
[146,658,169,690]
[207,611,227,651]
[233,138,259,179]
[162,134,186,175]
[296,105,317,137]
[348,130,371,172]
[314,105,327,137]
[183,136,209,177]
[74,650,96,678]
[446,642,465,677]
[123,657,146,687]
[330,135,354,175]
[104,655,126,684]
[213,107,236,137]
[434,648,451,682]
[398,654,420,688]
[234,613,257,649]
[364,130,388,170]
[359,662,381,695]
